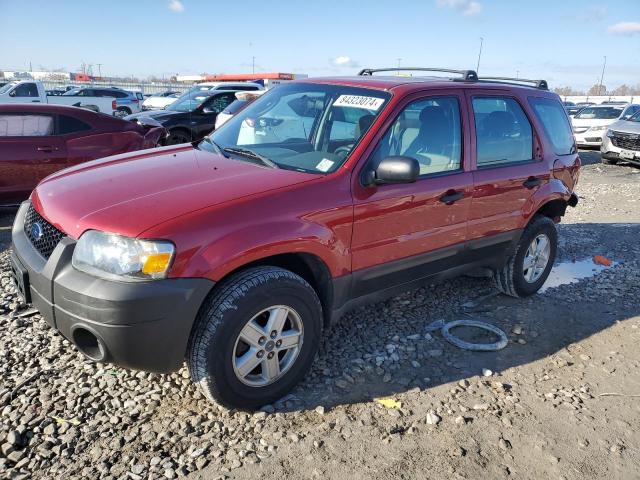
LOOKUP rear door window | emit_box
[528,97,575,155]
[472,97,533,167]
[0,114,54,136]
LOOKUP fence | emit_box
[558,95,637,105]
[38,79,191,95]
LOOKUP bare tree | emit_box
[612,85,631,96]
[587,84,606,96]
[554,86,584,96]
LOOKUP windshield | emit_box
[575,106,623,120]
[167,92,211,112]
[628,111,640,123]
[0,83,17,95]
[205,83,390,174]
[62,89,81,96]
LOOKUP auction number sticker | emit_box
[334,95,385,111]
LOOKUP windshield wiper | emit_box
[223,147,279,169]
[197,136,228,156]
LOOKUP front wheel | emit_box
[494,215,557,297]
[601,155,618,165]
[187,267,323,409]
[166,129,192,145]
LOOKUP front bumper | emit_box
[574,130,605,147]
[601,135,640,166]
[10,202,214,373]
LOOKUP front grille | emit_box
[24,205,65,259]
[610,131,640,151]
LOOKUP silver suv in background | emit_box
[63,87,143,116]
[602,110,640,167]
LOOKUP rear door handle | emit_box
[36,146,59,152]
[439,190,464,205]
[523,177,543,189]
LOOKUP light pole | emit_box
[252,56,255,74]
[476,37,483,73]
[396,58,402,75]
[96,63,103,78]
[516,70,519,79]
[598,56,607,96]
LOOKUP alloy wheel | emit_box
[232,306,304,387]
[523,233,551,283]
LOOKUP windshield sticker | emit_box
[316,159,335,172]
[333,95,385,111]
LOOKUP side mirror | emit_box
[202,106,217,114]
[9,90,16,97]
[363,156,420,186]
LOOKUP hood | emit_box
[125,109,182,122]
[571,117,617,128]
[607,119,640,135]
[142,96,177,108]
[32,145,315,239]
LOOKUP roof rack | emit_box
[358,67,478,81]
[478,77,548,90]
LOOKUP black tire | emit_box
[187,266,323,409]
[601,156,618,165]
[166,129,192,145]
[494,215,557,298]
[115,107,131,117]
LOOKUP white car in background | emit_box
[571,104,640,147]
[214,90,266,130]
[141,91,181,111]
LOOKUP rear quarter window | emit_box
[528,97,575,156]
[57,115,92,135]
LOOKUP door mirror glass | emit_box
[9,90,16,97]
[365,156,420,186]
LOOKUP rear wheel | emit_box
[494,215,557,297]
[187,267,323,409]
[115,107,131,118]
[601,155,618,165]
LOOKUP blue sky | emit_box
[1,0,639,90]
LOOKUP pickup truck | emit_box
[0,80,118,115]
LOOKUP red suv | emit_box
[10,68,579,409]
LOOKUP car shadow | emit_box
[275,220,640,412]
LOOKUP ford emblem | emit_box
[30,222,44,241]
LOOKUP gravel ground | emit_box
[1,151,640,480]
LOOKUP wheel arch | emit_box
[210,252,334,328]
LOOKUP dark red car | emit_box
[0,104,164,205]
[11,69,579,409]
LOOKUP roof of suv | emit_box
[298,75,552,94]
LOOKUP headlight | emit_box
[606,130,614,138]
[72,231,175,281]
[589,126,608,131]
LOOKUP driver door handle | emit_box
[439,190,464,205]
[37,146,59,152]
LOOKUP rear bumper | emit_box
[10,202,214,373]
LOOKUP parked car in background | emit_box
[10,69,580,408]
[0,80,118,115]
[46,89,66,96]
[601,110,640,167]
[185,82,263,96]
[0,104,165,205]
[141,90,181,111]
[571,104,627,147]
[126,89,238,144]
[63,87,143,116]
[214,90,266,129]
